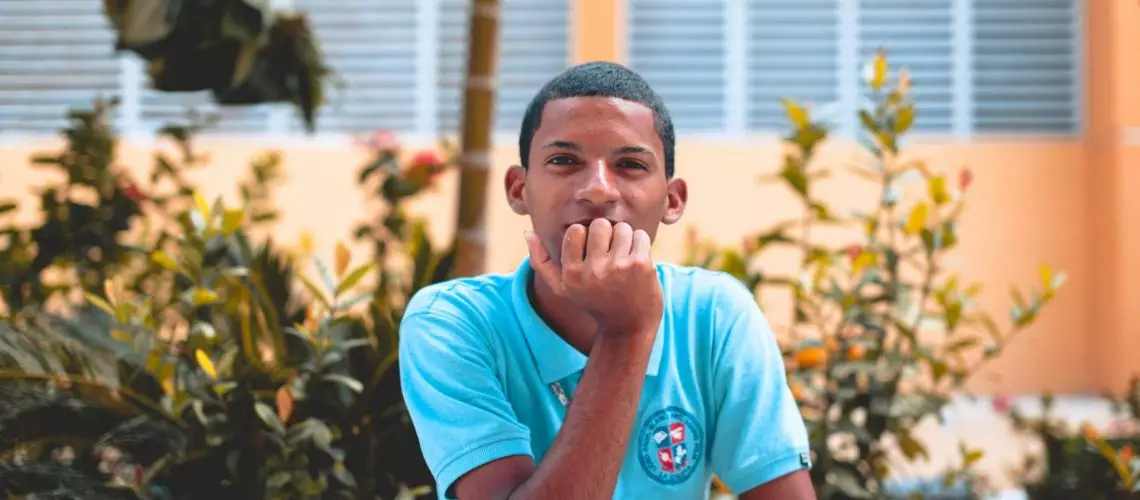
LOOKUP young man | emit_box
[398,61,814,499]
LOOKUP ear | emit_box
[504,165,529,215]
[661,177,688,225]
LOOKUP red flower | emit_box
[123,184,146,202]
[409,149,445,167]
[959,168,974,191]
[845,244,862,261]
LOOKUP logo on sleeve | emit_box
[637,406,704,485]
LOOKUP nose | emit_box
[575,160,620,206]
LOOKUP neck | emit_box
[528,272,598,355]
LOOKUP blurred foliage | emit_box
[691,50,1066,499]
[102,0,332,132]
[0,100,455,499]
[1009,379,1140,499]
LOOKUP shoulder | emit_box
[657,262,759,324]
[400,271,516,350]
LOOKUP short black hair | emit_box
[517,61,676,178]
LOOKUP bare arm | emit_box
[453,329,655,500]
[738,469,815,500]
[452,221,661,500]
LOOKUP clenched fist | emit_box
[525,218,663,335]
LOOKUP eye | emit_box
[617,159,648,170]
[547,154,578,166]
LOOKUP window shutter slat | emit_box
[0,0,120,133]
[971,0,1078,133]
[747,0,840,131]
[437,0,570,134]
[289,0,419,133]
[858,0,954,132]
[629,0,727,132]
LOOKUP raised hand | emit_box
[525,218,663,335]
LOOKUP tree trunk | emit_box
[451,0,502,277]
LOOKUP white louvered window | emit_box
[859,0,953,133]
[0,0,570,138]
[627,0,1081,136]
[628,0,727,132]
[0,0,121,134]
[748,0,840,131]
[437,0,571,134]
[296,0,420,134]
[971,0,1080,134]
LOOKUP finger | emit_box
[562,224,587,266]
[587,218,613,258]
[610,222,634,256]
[631,229,652,260]
[525,231,563,288]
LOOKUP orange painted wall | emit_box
[1,0,1136,394]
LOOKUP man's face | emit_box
[505,96,688,262]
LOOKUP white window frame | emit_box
[0,0,571,148]
[621,0,1085,141]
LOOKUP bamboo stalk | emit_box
[451,0,501,277]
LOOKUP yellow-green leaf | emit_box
[781,98,809,129]
[221,209,244,236]
[870,50,888,91]
[895,104,915,134]
[193,191,211,220]
[335,262,376,296]
[298,274,331,308]
[1040,264,1054,293]
[83,293,115,316]
[195,349,217,379]
[151,250,181,272]
[852,251,877,275]
[904,202,928,235]
[192,288,219,306]
[111,328,133,343]
[930,175,951,205]
[334,241,351,278]
[963,448,984,467]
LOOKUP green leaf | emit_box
[314,256,336,294]
[335,263,376,296]
[151,250,182,272]
[895,104,915,134]
[221,209,244,236]
[904,202,928,235]
[298,274,331,308]
[779,163,809,198]
[946,336,979,354]
[781,98,810,128]
[255,401,286,434]
[83,293,115,316]
[191,288,219,306]
[322,374,363,393]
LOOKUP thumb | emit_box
[524,231,562,290]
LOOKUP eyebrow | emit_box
[541,140,654,156]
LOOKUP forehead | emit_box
[531,96,662,153]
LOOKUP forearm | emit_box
[509,327,656,500]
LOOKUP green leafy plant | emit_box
[689,50,1066,499]
[0,101,454,499]
[1009,380,1140,499]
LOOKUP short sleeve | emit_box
[706,275,811,493]
[398,289,533,499]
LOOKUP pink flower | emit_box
[991,394,1012,414]
[366,130,400,154]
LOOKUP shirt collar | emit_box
[511,257,667,384]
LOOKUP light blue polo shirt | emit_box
[398,257,811,499]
